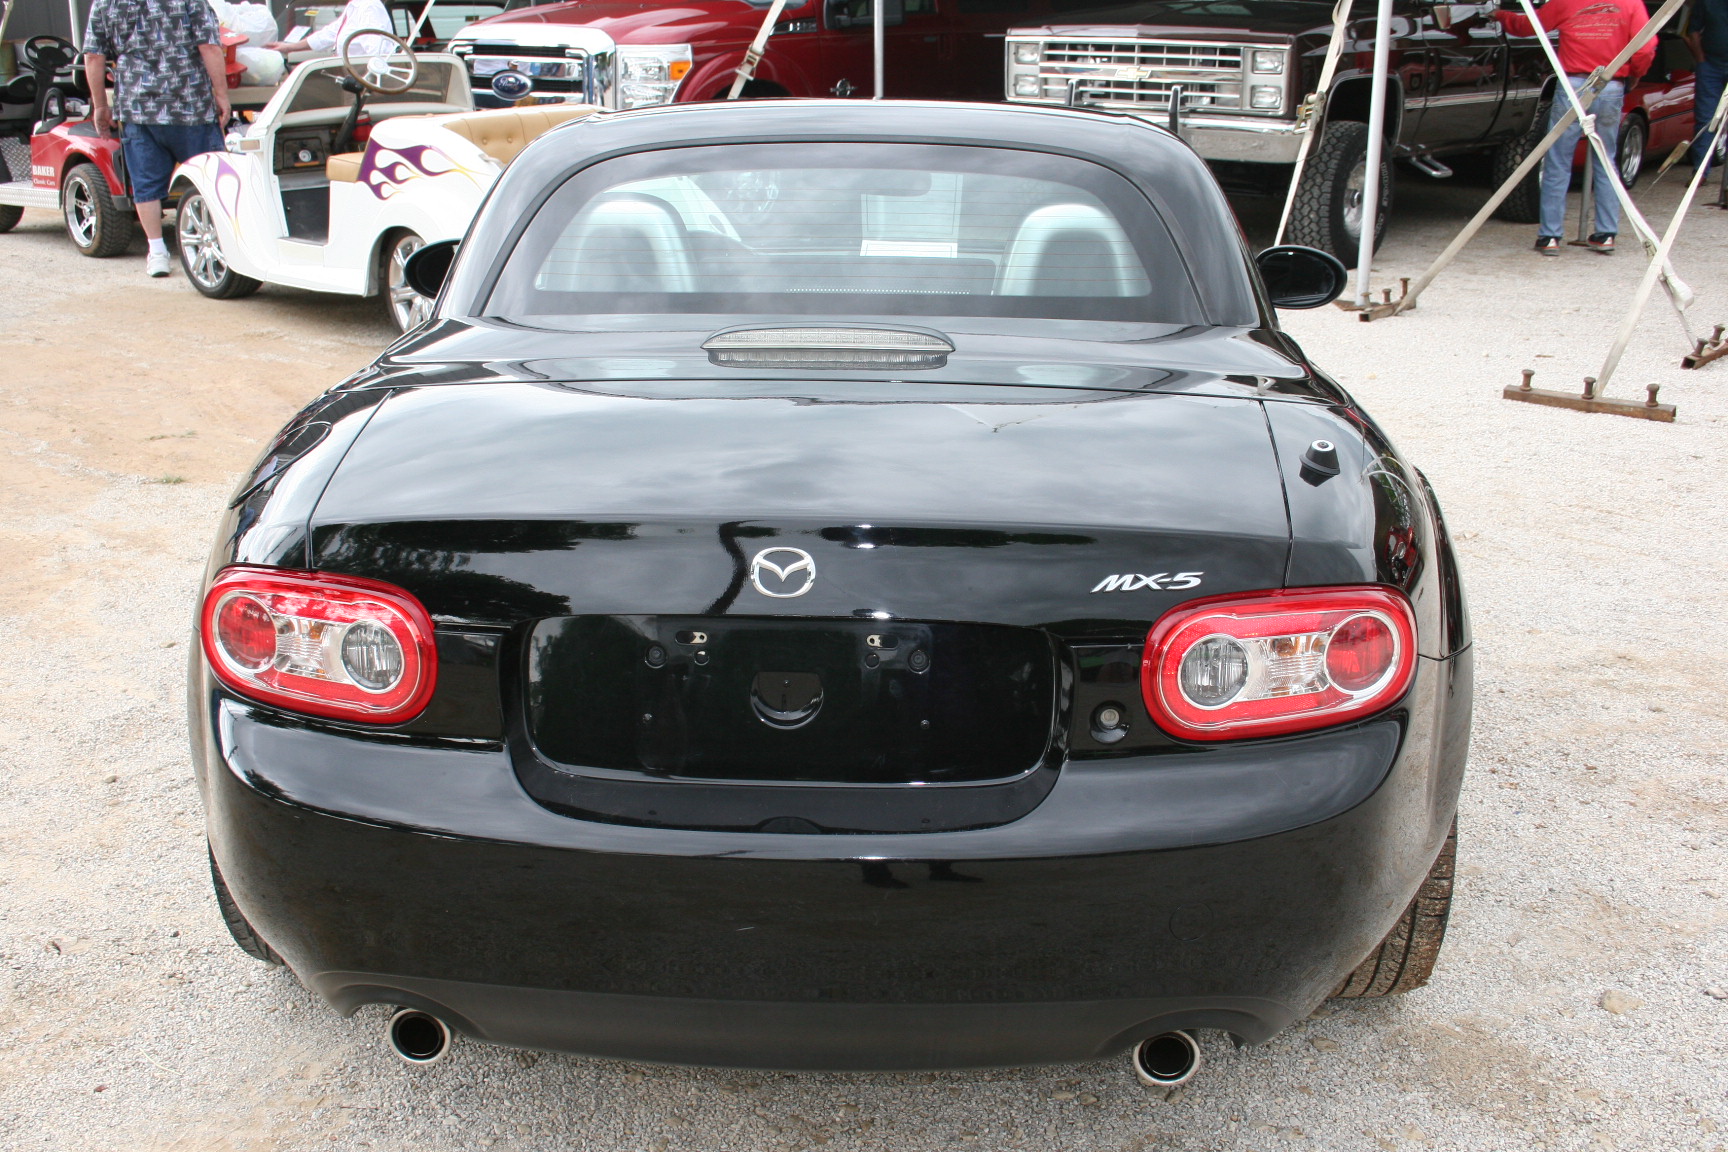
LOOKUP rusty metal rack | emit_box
[1504,369,1675,422]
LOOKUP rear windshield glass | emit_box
[486,143,1205,325]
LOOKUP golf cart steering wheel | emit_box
[22,35,79,72]
[342,30,419,95]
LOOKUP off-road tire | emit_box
[1287,119,1391,262]
[0,204,22,233]
[1490,100,1551,224]
[1616,112,1647,189]
[209,848,283,965]
[1333,820,1455,998]
[62,163,133,257]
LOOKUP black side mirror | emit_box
[1256,244,1348,310]
[403,239,459,299]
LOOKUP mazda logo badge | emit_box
[749,547,817,598]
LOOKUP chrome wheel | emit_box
[63,171,97,249]
[177,193,230,290]
[386,232,433,332]
[1617,116,1646,188]
[1342,159,1366,241]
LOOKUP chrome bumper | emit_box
[1154,115,1305,164]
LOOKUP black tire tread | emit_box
[1333,820,1455,999]
[209,848,284,965]
[1286,119,1391,262]
[0,204,22,233]
[1490,102,1550,224]
[65,163,133,257]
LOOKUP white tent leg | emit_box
[872,0,885,99]
[1352,0,1393,307]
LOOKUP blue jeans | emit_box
[1541,76,1623,239]
[1693,58,1728,168]
[122,122,225,203]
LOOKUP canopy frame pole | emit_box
[1352,0,1393,307]
[873,0,885,99]
[1392,0,1684,315]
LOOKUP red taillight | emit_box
[199,566,437,724]
[1141,587,1417,741]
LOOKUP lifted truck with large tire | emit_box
[1005,0,1557,258]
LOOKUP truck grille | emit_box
[1021,38,1249,112]
[453,42,591,103]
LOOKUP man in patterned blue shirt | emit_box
[83,0,231,277]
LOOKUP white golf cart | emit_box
[168,34,598,331]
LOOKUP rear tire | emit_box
[177,189,261,299]
[0,204,21,233]
[209,848,283,966]
[1286,120,1391,262]
[62,163,133,257]
[1333,820,1455,998]
[1490,100,1550,224]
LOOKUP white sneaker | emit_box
[146,251,172,278]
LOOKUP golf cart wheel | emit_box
[62,163,133,257]
[1286,119,1391,262]
[1491,100,1550,224]
[209,847,283,966]
[1616,112,1647,189]
[0,204,21,233]
[176,189,260,299]
[383,230,433,333]
[1333,820,1455,998]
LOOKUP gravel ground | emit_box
[1,166,1726,1152]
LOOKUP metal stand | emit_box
[1569,167,1595,247]
[1682,324,1728,368]
[1335,277,1412,319]
[1505,369,1675,421]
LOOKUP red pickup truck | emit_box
[445,0,1029,109]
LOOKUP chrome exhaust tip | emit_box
[1131,1030,1202,1088]
[387,1008,453,1066]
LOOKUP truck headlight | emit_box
[1013,42,1040,65]
[1250,85,1283,110]
[619,44,694,108]
[1013,75,1041,97]
[1251,49,1285,74]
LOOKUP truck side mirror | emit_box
[403,239,459,299]
[1255,245,1348,309]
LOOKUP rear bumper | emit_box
[197,649,1471,1069]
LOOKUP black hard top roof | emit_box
[442,99,1261,329]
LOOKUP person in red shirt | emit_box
[1495,0,1657,254]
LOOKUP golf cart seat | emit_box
[325,104,597,183]
[440,104,599,164]
[327,152,365,182]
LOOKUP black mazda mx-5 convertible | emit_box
[191,100,1471,1084]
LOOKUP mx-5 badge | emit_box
[750,547,818,598]
[1091,572,1203,593]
